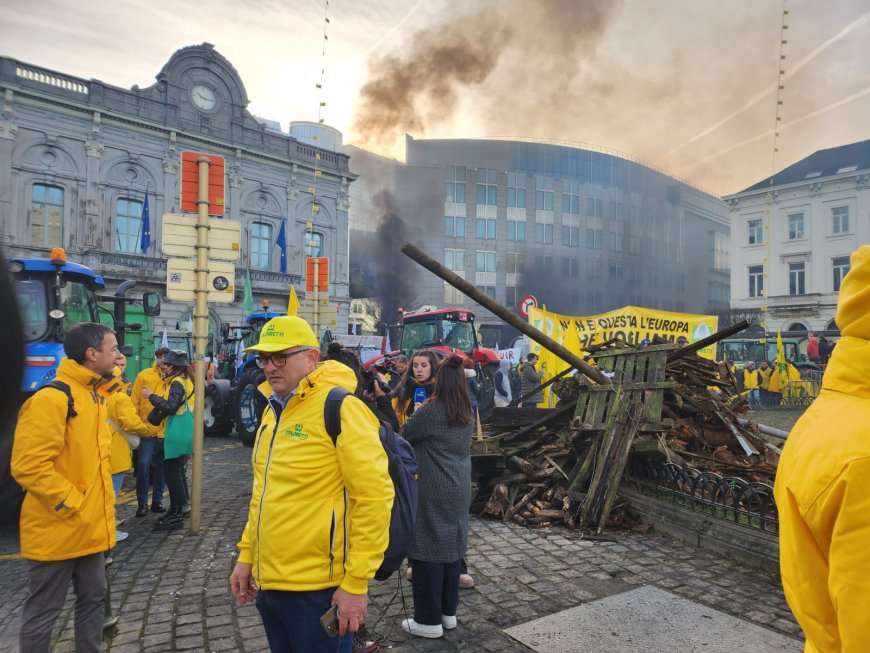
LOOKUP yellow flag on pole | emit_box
[288,285,300,317]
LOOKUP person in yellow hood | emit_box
[774,245,870,652]
[12,323,118,653]
[229,316,393,652]
[130,347,169,517]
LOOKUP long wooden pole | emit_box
[400,241,608,385]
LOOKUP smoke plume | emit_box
[372,191,417,330]
[353,0,620,150]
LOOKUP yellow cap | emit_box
[836,245,870,339]
[244,316,319,353]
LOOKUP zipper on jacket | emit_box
[252,422,269,460]
[255,401,282,582]
[329,507,336,581]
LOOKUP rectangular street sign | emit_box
[306,257,329,292]
[166,258,235,303]
[161,213,241,261]
[296,298,337,327]
[180,152,225,216]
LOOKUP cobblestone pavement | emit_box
[0,437,803,652]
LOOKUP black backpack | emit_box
[41,381,77,421]
[324,387,419,581]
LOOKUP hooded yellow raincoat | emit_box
[237,360,394,595]
[12,358,116,560]
[130,363,166,437]
[774,245,870,653]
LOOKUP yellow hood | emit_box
[836,245,870,339]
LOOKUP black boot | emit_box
[135,505,149,518]
[153,508,183,531]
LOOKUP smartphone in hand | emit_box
[320,605,339,638]
[414,387,427,405]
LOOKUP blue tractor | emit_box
[0,248,160,523]
[203,301,284,446]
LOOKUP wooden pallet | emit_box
[574,343,676,433]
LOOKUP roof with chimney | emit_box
[739,138,870,193]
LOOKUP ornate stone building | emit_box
[0,43,353,336]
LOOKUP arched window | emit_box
[31,184,64,247]
[787,322,807,334]
[826,319,840,336]
[116,198,144,253]
[251,222,273,270]
[305,231,324,258]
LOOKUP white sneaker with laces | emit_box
[116,531,129,542]
[401,619,443,638]
[442,615,457,630]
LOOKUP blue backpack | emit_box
[324,387,419,582]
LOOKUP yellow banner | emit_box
[528,305,719,360]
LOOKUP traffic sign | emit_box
[181,152,225,216]
[161,213,241,261]
[306,257,329,292]
[519,294,538,317]
[296,297,337,327]
[166,258,235,303]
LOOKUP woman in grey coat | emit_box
[400,355,474,639]
[520,352,545,406]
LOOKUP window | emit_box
[608,232,624,252]
[562,226,580,247]
[30,184,64,247]
[507,172,526,208]
[444,249,465,272]
[445,215,465,237]
[608,262,624,281]
[788,262,805,295]
[535,255,554,273]
[586,195,603,218]
[787,212,805,240]
[708,230,729,272]
[444,283,464,305]
[505,252,525,274]
[115,198,143,253]
[534,223,553,244]
[445,166,466,203]
[833,256,851,291]
[562,257,579,279]
[479,286,496,299]
[586,258,602,279]
[251,222,273,270]
[505,286,519,309]
[535,175,554,211]
[586,228,602,249]
[748,265,764,298]
[305,231,323,257]
[832,206,849,234]
[476,250,496,273]
[561,193,580,215]
[747,219,762,245]
[475,218,496,239]
[507,220,526,241]
[476,168,497,205]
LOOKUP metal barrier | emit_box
[625,458,778,534]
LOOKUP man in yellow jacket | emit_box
[12,322,118,653]
[229,316,394,652]
[130,347,169,517]
[774,245,870,653]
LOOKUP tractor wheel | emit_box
[204,380,233,438]
[234,369,267,447]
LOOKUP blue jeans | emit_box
[255,587,352,653]
[112,473,125,499]
[135,437,165,509]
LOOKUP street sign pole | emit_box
[190,156,210,534]
[313,257,320,336]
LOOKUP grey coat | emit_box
[520,361,544,405]
[402,401,473,563]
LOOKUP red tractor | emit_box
[367,307,501,418]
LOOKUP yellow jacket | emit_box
[107,391,153,475]
[774,245,870,653]
[130,363,166,437]
[12,358,116,561]
[759,367,772,389]
[237,360,394,595]
[743,368,761,391]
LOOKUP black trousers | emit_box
[163,455,189,512]
[409,558,462,626]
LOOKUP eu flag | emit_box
[276,219,287,274]
[140,191,151,254]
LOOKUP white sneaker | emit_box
[405,566,413,581]
[442,615,457,630]
[116,531,129,542]
[459,573,475,589]
[401,619,443,639]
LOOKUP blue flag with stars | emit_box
[276,219,287,274]
[140,190,151,254]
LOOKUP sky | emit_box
[1,0,868,196]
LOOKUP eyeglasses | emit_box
[255,348,312,369]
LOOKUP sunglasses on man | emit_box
[255,348,313,368]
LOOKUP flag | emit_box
[276,219,287,274]
[772,328,789,393]
[160,328,168,348]
[140,190,151,254]
[288,285,299,316]
[243,269,253,314]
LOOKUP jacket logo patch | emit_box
[283,423,309,440]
